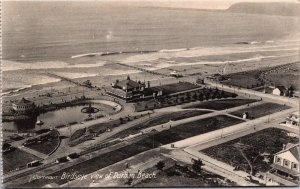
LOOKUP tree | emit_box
[119,117,124,124]
[220,90,226,98]
[199,94,203,101]
[233,142,260,176]
[192,93,197,100]
[156,161,165,171]
[192,159,204,173]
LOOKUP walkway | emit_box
[16,146,48,159]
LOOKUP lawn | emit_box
[26,130,60,155]
[231,102,290,119]
[221,69,262,89]
[134,87,237,112]
[27,137,60,155]
[109,110,211,139]
[151,115,244,144]
[202,128,299,175]
[3,149,41,174]
[155,82,201,95]
[221,63,299,90]
[135,163,236,187]
[25,115,243,186]
[184,98,259,110]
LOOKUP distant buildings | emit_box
[170,70,183,78]
[272,86,294,97]
[12,98,36,114]
[280,112,299,127]
[266,143,299,186]
[196,78,204,85]
[206,74,226,81]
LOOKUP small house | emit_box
[272,86,286,96]
[266,143,299,186]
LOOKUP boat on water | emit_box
[36,120,44,125]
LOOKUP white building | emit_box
[266,143,299,186]
[272,86,286,96]
[12,98,36,114]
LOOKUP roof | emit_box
[114,79,140,90]
[271,164,299,176]
[274,86,286,92]
[275,143,299,161]
[13,98,34,106]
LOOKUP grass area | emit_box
[25,130,60,155]
[134,87,237,112]
[221,63,299,90]
[184,98,259,110]
[25,115,242,186]
[231,102,290,119]
[88,114,146,134]
[151,115,243,144]
[135,163,235,187]
[222,70,262,89]
[155,82,200,95]
[109,110,211,139]
[27,137,60,155]
[202,128,299,175]
[3,149,41,174]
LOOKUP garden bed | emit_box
[26,130,60,155]
[230,102,290,119]
[109,110,211,139]
[134,88,237,112]
[184,98,259,110]
[3,149,41,174]
[201,128,299,175]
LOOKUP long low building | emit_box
[12,98,36,114]
[105,76,203,102]
[105,76,163,102]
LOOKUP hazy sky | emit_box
[140,0,300,9]
[4,0,300,10]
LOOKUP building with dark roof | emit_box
[105,76,162,102]
[12,98,36,114]
[266,143,299,186]
[272,86,286,96]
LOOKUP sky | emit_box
[139,0,300,9]
[3,0,300,10]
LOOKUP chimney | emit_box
[283,144,286,150]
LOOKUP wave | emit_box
[236,40,275,45]
[2,60,106,71]
[159,48,189,53]
[71,52,104,58]
[71,50,158,59]
[2,85,33,96]
[2,78,62,97]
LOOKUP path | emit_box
[16,146,48,160]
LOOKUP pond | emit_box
[3,100,120,132]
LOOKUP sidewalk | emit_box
[16,146,48,159]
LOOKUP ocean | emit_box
[2,1,300,93]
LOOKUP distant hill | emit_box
[227,2,300,17]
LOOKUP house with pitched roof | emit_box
[266,143,299,186]
[12,98,36,114]
[105,76,162,102]
[272,86,286,96]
